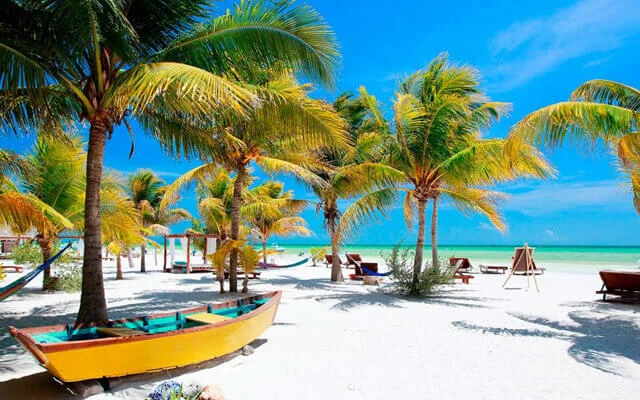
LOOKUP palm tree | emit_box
[209,238,261,294]
[244,181,311,266]
[126,170,190,271]
[162,74,346,292]
[21,134,86,288]
[309,88,394,282]
[508,80,640,211]
[349,54,554,293]
[192,167,237,242]
[101,184,147,281]
[1,0,339,323]
[0,148,64,236]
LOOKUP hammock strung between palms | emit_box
[0,243,72,302]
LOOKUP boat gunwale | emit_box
[9,291,281,354]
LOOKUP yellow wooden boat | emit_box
[9,291,281,382]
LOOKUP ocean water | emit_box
[276,244,640,273]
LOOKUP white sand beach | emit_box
[1,253,639,400]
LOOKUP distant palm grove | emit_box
[1,1,638,322]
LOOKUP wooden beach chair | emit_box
[452,260,474,284]
[345,253,362,269]
[347,254,384,280]
[0,265,24,273]
[449,257,472,272]
[596,270,640,302]
[324,254,345,267]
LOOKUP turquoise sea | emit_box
[275,244,640,273]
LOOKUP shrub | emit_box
[12,242,42,267]
[12,240,75,267]
[382,243,456,296]
[12,240,80,291]
[45,263,82,292]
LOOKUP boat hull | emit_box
[10,291,281,382]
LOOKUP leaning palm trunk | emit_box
[140,243,146,272]
[262,239,268,266]
[242,270,249,293]
[116,254,123,280]
[37,236,52,290]
[77,122,109,324]
[228,170,244,293]
[328,213,343,282]
[413,198,427,289]
[431,197,439,269]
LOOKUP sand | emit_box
[1,253,639,399]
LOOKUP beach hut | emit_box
[163,233,219,273]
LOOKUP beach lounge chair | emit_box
[345,253,362,269]
[347,254,387,280]
[596,270,640,302]
[324,254,345,267]
[452,260,474,284]
[0,265,24,273]
[449,257,472,272]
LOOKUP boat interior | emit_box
[32,298,271,344]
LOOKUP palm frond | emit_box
[156,0,340,87]
[571,79,640,112]
[160,163,219,209]
[104,62,255,119]
[258,156,326,189]
[338,188,402,239]
[441,187,507,232]
[508,102,639,150]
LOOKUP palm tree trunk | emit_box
[242,269,249,293]
[37,236,52,290]
[262,239,268,266]
[77,119,109,324]
[229,169,244,293]
[328,212,343,282]
[127,249,134,268]
[116,254,123,280]
[431,196,439,269]
[140,243,146,272]
[412,198,427,289]
[154,248,158,266]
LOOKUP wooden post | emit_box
[163,236,167,272]
[186,235,191,274]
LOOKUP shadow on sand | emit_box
[452,301,640,375]
[0,339,268,400]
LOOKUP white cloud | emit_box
[503,180,632,215]
[545,229,555,238]
[488,0,640,90]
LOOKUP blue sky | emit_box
[3,0,640,246]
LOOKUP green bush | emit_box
[12,242,42,267]
[14,241,81,291]
[45,263,82,292]
[382,243,456,296]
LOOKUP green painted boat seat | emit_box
[254,299,269,305]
